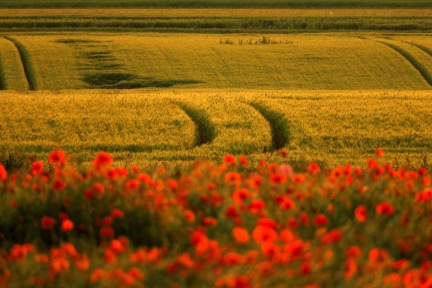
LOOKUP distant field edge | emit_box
[2,1,432,9]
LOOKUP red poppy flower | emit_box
[252,226,278,243]
[346,246,362,258]
[61,219,74,232]
[232,227,250,244]
[225,172,241,184]
[345,258,357,279]
[376,202,394,215]
[125,179,140,191]
[300,213,309,225]
[270,173,287,184]
[300,261,311,275]
[91,269,105,282]
[111,209,124,218]
[223,155,236,166]
[202,217,217,227]
[225,205,239,218]
[184,210,196,223]
[232,189,250,205]
[53,179,67,191]
[93,152,113,169]
[279,197,295,210]
[321,229,342,244]
[31,161,43,175]
[313,214,329,226]
[307,163,321,174]
[41,216,55,229]
[355,205,367,222]
[376,148,385,157]
[93,183,105,194]
[280,229,296,242]
[84,189,94,200]
[48,150,66,165]
[239,155,249,167]
[292,174,306,184]
[261,242,280,258]
[284,240,304,259]
[100,227,114,238]
[368,248,388,263]
[0,164,6,181]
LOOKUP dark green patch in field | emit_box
[85,51,112,56]
[0,152,30,172]
[83,72,200,89]
[56,39,101,44]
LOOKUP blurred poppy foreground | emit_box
[1,149,432,287]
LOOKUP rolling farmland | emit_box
[1,34,432,91]
[1,27,432,169]
[3,2,432,287]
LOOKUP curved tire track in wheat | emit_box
[374,39,432,88]
[247,102,290,151]
[408,42,432,58]
[4,37,37,90]
[0,37,29,91]
[174,101,216,147]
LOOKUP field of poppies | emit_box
[0,148,431,287]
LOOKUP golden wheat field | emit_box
[1,90,432,171]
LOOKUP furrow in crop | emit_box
[248,102,289,150]
[174,102,215,147]
[409,42,432,58]
[375,40,432,88]
[3,37,37,90]
[0,52,5,90]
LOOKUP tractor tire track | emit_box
[247,102,290,151]
[0,51,5,90]
[374,39,432,88]
[408,42,432,58]
[4,37,37,90]
[174,101,216,147]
